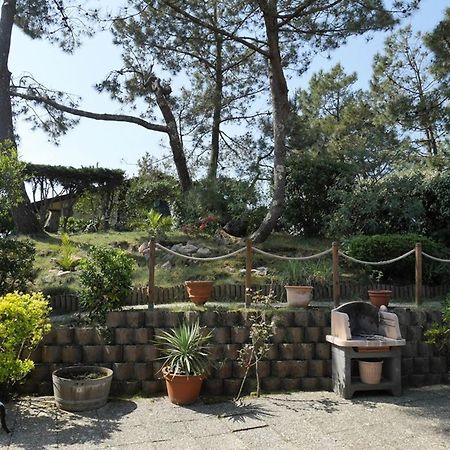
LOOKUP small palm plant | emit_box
[155,320,212,405]
[156,320,212,376]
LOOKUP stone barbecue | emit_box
[326,301,406,399]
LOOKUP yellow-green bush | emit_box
[0,292,51,396]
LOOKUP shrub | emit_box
[55,234,79,271]
[424,296,450,353]
[344,234,450,284]
[0,239,35,296]
[79,246,135,324]
[144,209,173,239]
[0,292,51,397]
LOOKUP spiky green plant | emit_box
[156,320,212,376]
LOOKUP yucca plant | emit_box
[156,320,212,376]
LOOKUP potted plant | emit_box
[184,275,215,306]
[283,260,331,307]
[367,289,392,307]
[52,365,113,412]
[156,320,212,405]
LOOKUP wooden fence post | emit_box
[148,238,156,309]
[415,242,422,306]
[245,239,253,307]
[332,241,340,308]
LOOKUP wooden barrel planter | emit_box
[52,366,113,412]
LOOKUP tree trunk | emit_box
[208,22,223,179]
[150,77,192,192]
[252,5,289,243]
[0,0,42,234]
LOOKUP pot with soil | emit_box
[285,285,314,307]
[52,365,113,412]
[359,360,383,384]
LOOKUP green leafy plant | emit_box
[236,290,275,399]
[79,246,135,325]
[425,296,450,353]
[144,209,173,239]
[0,239,35,296]
[56,233,79,271]
[155,320,212,376]
[0,292,51,398]
[282,259,333,285]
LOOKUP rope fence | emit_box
[141,239,450,309]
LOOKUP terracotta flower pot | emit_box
[359,360,383,384]
[368,290,392,307]
[162,368,204,405]
[184,281,214,305]
[285,286,313,307]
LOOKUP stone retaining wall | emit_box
[23,307,448,397]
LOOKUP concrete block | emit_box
[161,311,183,328]
[273,311,293,327]
[305,327,321,343]
[296,343,314,360]
[231,327,250,344]
[290,360,308,378]
[223,344,240,360]
[134,328,150,344]
[430,356,448,374]
[134,362,153,381]
[125,311,144,328]
[106,311,126,328]
[424,373,441,385]
[103,345,123,363]
[320,377,332,391]
[300,377,319,391]
[402,341,418,358]
[311,309,328,327]
[123,345,143,362]
[271,326,286,343]
[418,342,432,357]
[223,378,242,396]
[308,360,326,378]
[212,361,233,379]
[232,361,252,378]
[294,310,310,327]
[212,327,230,344]
[413,357,430,374]
[30,364,50,382]
[408,373,425,387]
[115,328,134,345]
[286,327,304,343]
[261,377,281,392]
[145,310,162,327]
[203,379,223,396]
[407,326,422,341]
[74,328,100,346]
[207,344,223,361]
[141,345,158,362]
[142,380,164,396]
[315,343,331,360]
[55,327,74,345]
[82,345,103,364]
[401,357,414,375]
[123,380,141,396]
[61,345,81,364]
[30,346,42,363]
[112,362,135,381]
[271,360,291,378]
[394,308,411,326]
[200,311,218,327]
[280,378,300,391]
[256,360,271,378]
[183,310,200,326]
[42,329,57,345]
[279,343,295,360]
[42,346,62,363]
[37,382,53,396]
[265,344,278,360]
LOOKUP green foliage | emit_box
[155,320,212,376]
[55,234,79,271]
[0,292,51,396]
[344,234,450,284]
[424,296,450,353]
[0,239,35,296]
[173,177,262,235]
[281,259,333,286]
[62,216,91,234]
[0,141,25,234]
[144,209,173,239]
[79,246,135,324]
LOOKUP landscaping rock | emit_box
[196,247,211,257]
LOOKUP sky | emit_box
[9,0,450,177]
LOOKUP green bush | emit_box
[144,209,173,239]
[55,234,79,271]
[0,239,35,296]
[79,246,135,324]
[424,296,450,353]
[344,234,450,284]
[0,292,51,397]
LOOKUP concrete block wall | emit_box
[23,307,448,397]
